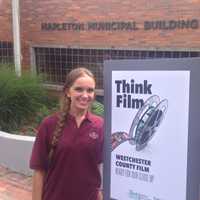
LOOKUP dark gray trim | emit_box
[31,44,200,52]
[103,61,112,200]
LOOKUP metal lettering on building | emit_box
[41,19,199,31]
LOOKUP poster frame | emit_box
[103,58,200,200]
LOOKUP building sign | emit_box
[41,19,199,31]
[103,58,200,200]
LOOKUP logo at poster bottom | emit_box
[128,190,162,200]
[128,190,149,200]
[111,95,168,151]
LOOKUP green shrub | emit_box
[35,103,59,125]
[0,65,104,134]
[91,100,104,117]
[0,66,48,132]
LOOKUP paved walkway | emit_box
[0,165,32,200]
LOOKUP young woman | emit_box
[30,68,104,200]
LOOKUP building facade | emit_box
[1,0,200,91]
[0,1,13,64]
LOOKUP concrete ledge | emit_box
[0,131,104,178]
[0,131,35,175]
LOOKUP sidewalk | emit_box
[0,165,32,200]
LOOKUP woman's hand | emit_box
[97,189,103,200]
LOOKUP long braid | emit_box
[48,95,70,166]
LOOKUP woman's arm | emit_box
[97,164,103,200]
[32,169,45,200]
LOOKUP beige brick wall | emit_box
[1,0,200,67]
[0,0,12,41]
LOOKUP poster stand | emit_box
[103,58,200,200]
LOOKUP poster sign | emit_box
[103,58,200,200]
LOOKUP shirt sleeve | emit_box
[30,118,50,171]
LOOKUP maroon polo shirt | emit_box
[30,112,104,200]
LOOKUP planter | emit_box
[0,125,104,176]
[0,131,35,175]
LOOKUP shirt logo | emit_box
[89,132,99,140]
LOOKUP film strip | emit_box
[111,95,168,151]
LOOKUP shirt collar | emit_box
[67,111,93,123]
[85,111,93,123]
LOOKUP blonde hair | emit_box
[48,67,95,164]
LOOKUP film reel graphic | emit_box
[111,95,168,151]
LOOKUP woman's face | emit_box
[67,75,95,113]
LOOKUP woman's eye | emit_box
[74,87,84,92]
[73,87,94,93]
[87,88,94,93]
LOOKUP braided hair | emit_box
[48,67,95,165]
